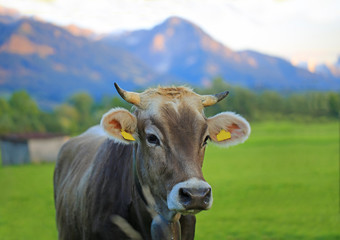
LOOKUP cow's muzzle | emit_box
[167,178,213,214]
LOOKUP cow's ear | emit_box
[207,112,250,147]
[101,108,138,144]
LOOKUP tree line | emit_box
[0,79,339,136]
[200,78,339,121]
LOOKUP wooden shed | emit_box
[0,133,69,166]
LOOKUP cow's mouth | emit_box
[178,209,202,215]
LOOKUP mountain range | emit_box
[103,17,340,91]
[0,6,339,107]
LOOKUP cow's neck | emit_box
[133,144,148,206]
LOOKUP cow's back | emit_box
[54,126,107,239]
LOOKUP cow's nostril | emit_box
[179,188,192,205]
[203,188,211,204]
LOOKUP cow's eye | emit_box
[146,134,160,145]
[203,135,210,146]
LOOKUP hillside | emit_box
[0,10,339,107]
[0,16,165,106]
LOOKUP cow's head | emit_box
[101,83,250,220]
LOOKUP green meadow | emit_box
[0,121,339,240]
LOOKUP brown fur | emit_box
[54,86,250,240]
[134,103,207,200]
[54,97,206,239]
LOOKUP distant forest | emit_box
[0,79,339,135]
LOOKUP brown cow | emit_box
[54,83,250,240]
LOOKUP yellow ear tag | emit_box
[216,129,231,141]
[121,130,135,141]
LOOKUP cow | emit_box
[54,83,251,240]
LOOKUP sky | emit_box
[1,0,340,70]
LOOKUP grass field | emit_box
[0,121,339,239]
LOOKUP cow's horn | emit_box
[201,91,229,107]
[114,83,141,106]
